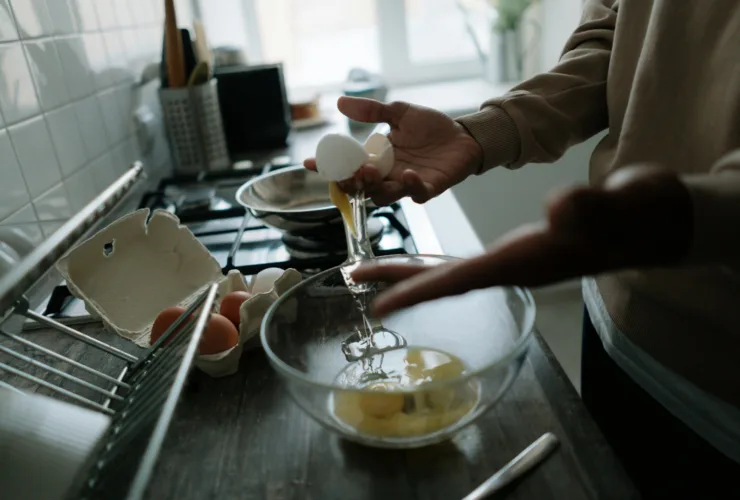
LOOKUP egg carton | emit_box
[195,268,301,377]
[56,208,302,378]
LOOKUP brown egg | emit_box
[219,291,252,327]
[200,313,239,355]
[150,306,192,346]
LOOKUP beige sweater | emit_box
[458,0,740,408]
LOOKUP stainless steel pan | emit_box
[235,165,377,233]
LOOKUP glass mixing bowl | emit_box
[261,254,536,449]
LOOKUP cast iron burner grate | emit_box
[281,218,384,259]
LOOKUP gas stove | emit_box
[27,161,418,327]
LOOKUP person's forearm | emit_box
[458,0,617,173]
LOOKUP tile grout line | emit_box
[0,22,164,46]
[0,137,161,228]
[0,76,143,129]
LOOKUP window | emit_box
[196,0,493,92]
[254,0,381,90]
[406,0,481,65]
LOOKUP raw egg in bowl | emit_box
[260,254,536,449]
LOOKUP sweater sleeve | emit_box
[682,150,740,267]
[457,0,618,173]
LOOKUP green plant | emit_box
[490,0,533,33]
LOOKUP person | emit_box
[304,1,740,498]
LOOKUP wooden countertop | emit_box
[143,328,638,500]
[0,315,638,499]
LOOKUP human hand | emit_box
[351,165,694,316]
[304,96,483,205]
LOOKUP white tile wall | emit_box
[46,104,86,176]
[56,36,95,100]
[0,43,40,123]
[82,32,109,89]
[33,182,72,221]
[46,0,77,35]
[0,0,18,41]
[0,130,30,219]
[0,205,44,257]
[73,95,109,159]
[64,163,97,212]
[112,0,133,28]
[97,89,125,144]
[88,152,117,192]
[0,0,174,265]
[129,0,158,26]
[10,0,53,39]
[72,0,98,32]
[8,115,61,197]
[24,39,70,110]
[93,0,117,31]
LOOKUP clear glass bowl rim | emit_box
[260,254,537,394]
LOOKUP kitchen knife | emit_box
[180,28,197,84]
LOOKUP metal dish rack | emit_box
[0,163,215,500]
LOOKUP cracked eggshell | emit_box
[364,133,394,178]
[240,268,302,349]
[315,133,369,181]
[56,209,223,347]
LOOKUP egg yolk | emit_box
[333,347,478,439]
[329,181,356,237]
[358,382,405,418]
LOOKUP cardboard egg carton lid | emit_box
[56,208,223,347]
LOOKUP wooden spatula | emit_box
[164,0,186,88]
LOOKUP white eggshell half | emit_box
[364,133,394,178]
[315,134,369,181]
[251,267,286,295]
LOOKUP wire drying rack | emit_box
[0,163,214,500]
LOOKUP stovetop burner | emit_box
[29,162,419,326]
[282,218,384,259]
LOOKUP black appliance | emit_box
[214,64,292,155]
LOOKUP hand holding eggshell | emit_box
[363,133,394,178]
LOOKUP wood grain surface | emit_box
[146,330,639,500]
[0,321,639,499]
